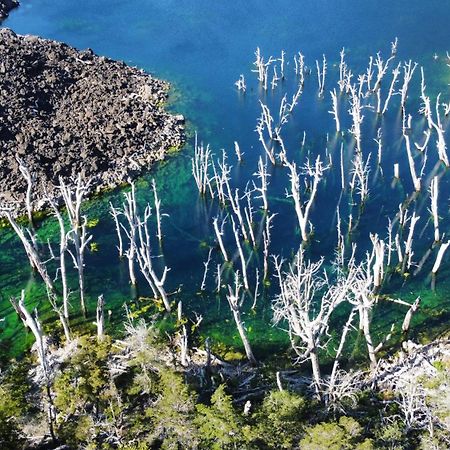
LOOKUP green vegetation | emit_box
[0,321,448,449]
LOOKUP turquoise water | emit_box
[1,0,450,360]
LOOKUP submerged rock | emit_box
[0,28,185,210]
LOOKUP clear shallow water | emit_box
[1,0,450,360]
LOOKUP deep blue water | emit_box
[1,0,450,358]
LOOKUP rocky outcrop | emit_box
[0,0,18,20]
[0,28,185,210]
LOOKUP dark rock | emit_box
[0,2,18,21]
[0,30,185,212]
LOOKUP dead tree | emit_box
[235,74,246,92]
[234,141,244,163]
[214,150,231,205]
[374,128,383,165]
[272,251,353,397]
[349,152,371,205]
[403,128,421,192]
[271,65,280,90]
[213,216,229,262]
[431,94,449,167]
[226,272,257,365]
[243,187,257,248]
[402,296,420,333]
[338,48,347,92]
[135,205,171,312]
[382,62,401,114]
[429,176,440,242]
[96,294,105,340]
[110,202,124,258]
[231,215,250,290]
[391,37,398,55]
[370,233,385,288]
[348,87,364,153]
[400,60,418,110]
[200,247,213,291]
[345,250,398,370]
[256,112,276,165]
[431,240,450,276]
[285,155,327,242]
[366,56,374,92]
[122,183,138,285]
[227,188,249,242]
[10,291,56,441]
[294,51,306,86]
[329,89,340,132]
[279,50,286,79]
[67,216,92,317]
[0,205,55,293]
[252,48,275,90]
[253,156,270,211]
[59,175,92,316]
[373,53,395,113]
[46,194,71,324]
[192,134,213,196]
[151,178,166,242]
[402,212,420,273]
[263,213,276,280]
[327,308,357,400]
[316,54,327,97]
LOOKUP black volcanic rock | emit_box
[0,0,18,19]
[0,28,185,210]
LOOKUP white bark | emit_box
[59,175,92,316]
[329,89,340,132]
[403,129,421,192]
[430,176,440,242]
[226,272,257,365]
[432,240,450,274]
[286,155,326,242]
[96,294,105,339]
[213,216,229,262]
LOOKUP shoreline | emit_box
[0,28,185,213]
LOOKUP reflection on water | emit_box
[1,0,450,359]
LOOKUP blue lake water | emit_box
[1,0,450,359]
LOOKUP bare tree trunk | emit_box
[59,175,92,316]
[361,307,377,370]
[96,294,105,340]
[1,207,56,293]
[10,291,56,441]
[226,273,257,365]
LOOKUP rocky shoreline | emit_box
[0,0,18,20]
[0,28,185,211]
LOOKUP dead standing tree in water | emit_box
[226,271,257,365]
[135,205,171,312]
[47,194,72,323]
[329,89,340,133]
[59,175,92,316]
[285,155,328,242]
[0,204,56,293]
[316,54,327,97]
[121,182,138,286]
[253,156,270,211]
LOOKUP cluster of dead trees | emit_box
[1,42,449,427]
[191,41,450,403]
